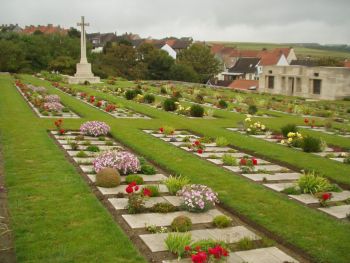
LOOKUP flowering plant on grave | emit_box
[93,150,141,174]
[177,184,219,212]
[52,82,60,88]
[95,101,103,108]
[43,102,64,112]
[44,94,60,103]
[159,126,175,136]
[239,157,257,173]
[79,92,87,99]
[54,119,65,135]
[315,192,332,207]
[105,104,116,112]
[80,121,111,137]
[244,116,266,135]
[184,243,229,263]
[281,132,303,148]
[89,95,95,103]
[187,140,205,154]
[125,182,146,214]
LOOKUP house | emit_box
[259,65,350,100]
[222,57,260,81]
[22,24,67,35]
[0,24,22,33]
[256,50,289,75]
[87,32,117,48]
[272,48,297,64]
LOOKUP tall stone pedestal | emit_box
[68,62,100,84]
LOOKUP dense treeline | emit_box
[0,31,221,83]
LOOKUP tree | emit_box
[68,27,80,38]
[169,63,199,83]
[0,40,26,72]
[177,43,220,83]
[48,56,76,74]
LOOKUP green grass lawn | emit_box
[2,73,350,263]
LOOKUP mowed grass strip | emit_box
[19,75,350,263]
[0,74,146,262]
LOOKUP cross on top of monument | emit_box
[77,16,89,28]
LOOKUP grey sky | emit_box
[1,0,349,44]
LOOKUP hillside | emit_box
[209,41,350,60]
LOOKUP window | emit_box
[296,78,301,92]
[314,73,319,77]
[268,70,273,74]
[268,76,274,89]
[313,79,321,94]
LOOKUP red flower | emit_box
[143,188,152,197]
[125,186,133,194]
[194,140,200,146]
[191,251,207,263]
[59,129,65,135]
[96,101,102,107]
[252,158,258,165]
[304,118,309,124]
[240,158,247,165]
[195,246,201,252]
[159,127,164,133]
[129,181,137,187]
[134,185,139,191]
[197,149,203,154]
[322,193,332,201]
[184,245,191,251]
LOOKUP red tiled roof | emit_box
[229,79,259,90]
[257,50,282,66]
[210,44,225,54]
[272,48,291,57]
[23,25,67,35]
[344,61,350,68]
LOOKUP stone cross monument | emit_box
[68,16,100,84]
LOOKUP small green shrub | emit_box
[165,233,191,258]
[248,105,258,115]
[281,186,301,195]
[143,185,160,197]
[95,168,121,188]
[98,136,105,141]
[200,137,214,143]
[163,98,177,111]
[343,156,350,164]
[190,104,204,117]
[302,136,325,153]
[222,154,237,166]
[164,175,190,195]
[281,124,298,137]
[76,151,88,158]
[150,202,177,213]
[212,215,232,228]
[171,215,192,232]
[125,90,137,100]
[216,137,229,147]
[218,99,228,109]
[297,171,333,194]
[126,194,145,214]
[86,145,100,152]
[144,94,155,104]
[105,141,113,146]
[75,135,85,141]
[125,174,144,185]
[236,237,255,250]
[140,164,156,175]
[160,87,167,94]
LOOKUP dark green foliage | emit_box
[143,94,155,104]
[125,90,137,100]
[169,63,199,83]
[212,215,232,228]
[218,99,228,109]
[281,124,298,137]
[125,174,144,185]
[86,145,100,152]
[171,216,192,232]
[190,104,204,117]
[163,98,177,111]
[302,136,323,152]
[140,164,156,175]
[150,202,177,213]
[248,105,258,115]
[127,194,146,214]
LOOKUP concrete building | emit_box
[259,65,350,100]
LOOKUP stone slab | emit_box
[264,182,296,192]
[109,197,166,210]
[122,209,223,228]
[140,226,259,252]
[289,191,350,204]
[87,173,167,183]
[318,205,350,219]
[242,173,301,182]
[234,247,299,263]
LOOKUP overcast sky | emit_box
[1,0,349,44]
